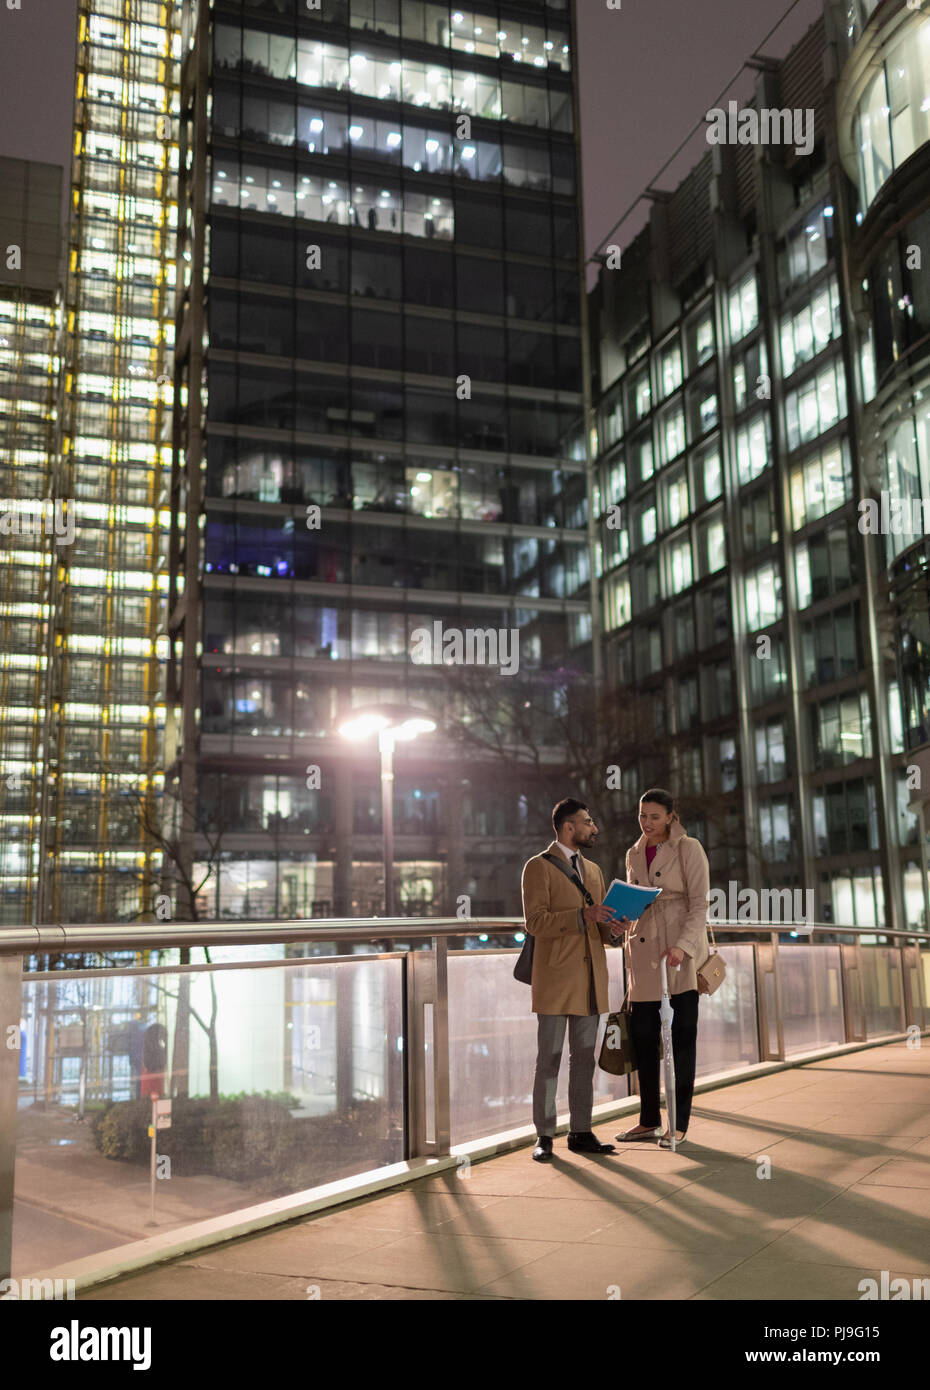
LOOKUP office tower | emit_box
[590,3,928,934]
[40,0,180,922]
[0,159,63,924]
[168,0,591,919]
[838,0,930,928]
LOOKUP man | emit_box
[521,798,620,1161]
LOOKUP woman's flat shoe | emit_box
[657,1132,687,1149]
[616,1126,663,1142]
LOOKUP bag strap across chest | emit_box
[541,851,595,907]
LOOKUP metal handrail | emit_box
[0,916,927,956]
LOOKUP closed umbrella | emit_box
[659,957,678,1152]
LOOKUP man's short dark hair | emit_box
[553,797,588,836]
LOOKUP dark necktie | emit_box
[571,853,581,881]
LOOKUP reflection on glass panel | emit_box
[779,945,844,1054]
[860,947,903,1035]
[13,959,405,1273]
[448,951,628,1146]
[695,945,759,1077]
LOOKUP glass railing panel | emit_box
[779,943,844,1055]
[447,948,629,1146]
[860,945,904,1037]
[12,954,404,1277]
[695,944,759,1077]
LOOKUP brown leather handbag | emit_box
[598,981,637,1076]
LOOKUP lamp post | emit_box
[338,706,436,918]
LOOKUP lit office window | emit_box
[687,312,714,368]
[860,326,877,402]
[779,206,831,292]
[601,388,623,447]
[664,467,689,528]
[213,23,566,126]
[696,514,726,576]
[659,403,685,464]
[759,797,793,862]
[888,681,905,753]
[604,515,629,567]
[607,455,626,502]
[811,691,873,768]
[212,156,454,238]
[749,633,787,703]
[744,561,782,630]
[697,391,718,434]
[854,18,930,210]
[631,431,654,484]
[736,413,770,483]
[795,543,812,609]
[605,570,631,629]
[665,531,693,595]
[733,338,768,414]
[658,340,682,399]
[755,719,787,783]
[641,502,657,547]
[632,368,651,422]
[779,277,841,378]
[694,444,723,504]
[728,273,758,343]
[789,439,852,528]
[784,358,847,450]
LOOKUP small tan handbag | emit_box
[697,920,727,995]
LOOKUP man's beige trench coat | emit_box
[625,820,710,1002]
[521,841,619,1016]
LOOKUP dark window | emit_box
[505,200,552,259]
[403,244,453,307]
[457,255,504,315]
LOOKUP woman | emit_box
[613,788,709,1148]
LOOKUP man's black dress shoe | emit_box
[567,1130,616,1154]
[532,1135,553,1161]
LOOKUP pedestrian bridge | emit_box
[1,917,927,1301]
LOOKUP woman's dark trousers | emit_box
[630,989,699,1132]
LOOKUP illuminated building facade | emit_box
[590,2,929,933]
[0,159,63,924]
[39,0,180,922]
[836,0,930,929]
[168,0,592,918]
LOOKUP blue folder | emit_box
[602,878,661,921]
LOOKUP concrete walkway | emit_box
[80,1041,930,1301]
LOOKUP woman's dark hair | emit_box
[639,787,676,816]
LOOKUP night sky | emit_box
[0,0,823,260]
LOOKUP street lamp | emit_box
[337,705,436,917]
